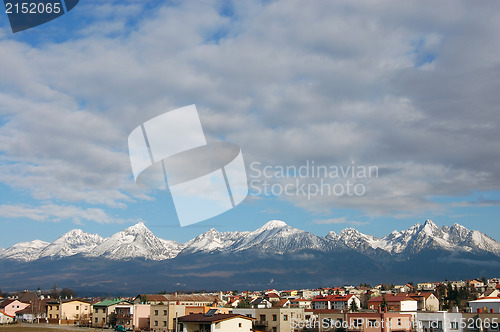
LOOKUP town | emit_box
[1,277,499,332]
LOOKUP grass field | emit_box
[0,324,102,332]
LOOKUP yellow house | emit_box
[46,299,91,325]
[60,300,91,325]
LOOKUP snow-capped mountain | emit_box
[0,240,50,261]
[39,229,104,259]
[328,219,500,256]
[181,228,248,254]
[228,220,328,254]
[0,219,499,262]
[86,222,183,261]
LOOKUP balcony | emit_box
[254,320,268,327]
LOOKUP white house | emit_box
[469,298,500,313]
[177,313,253,332]
[312,294,361,311]
[0,311,15,324]
[416,312,463,332]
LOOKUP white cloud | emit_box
[0,203,134,224]
[313,217,368,226]
[0,0,499,218]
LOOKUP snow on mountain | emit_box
[229,220,328,254]
[39,229,104,259]
[0,240,50,261]
[1,219,499,262]
[86,222,183,261]
[182,228,248,253]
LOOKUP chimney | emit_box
[384,306,388,313]
[477,308,482,313]
[378,306,382,314]
[491,309,494,313]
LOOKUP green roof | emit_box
[93,299,131,307]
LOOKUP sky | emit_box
[0,0,499,248]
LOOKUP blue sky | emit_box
[0,0,499,247]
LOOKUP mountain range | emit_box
[1,219,499,262]
[0,219,498,294]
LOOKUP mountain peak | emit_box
[258,220,288,231]
[424,219,437,227]
[125,222,149,233]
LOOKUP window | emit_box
[369,319,377,327]
[272,328,277,332]
[260,314,266,321]
[451,321,459,330]
[284,315,288,321]
[154,321,158,326]
[163,321,167,326]
[239,323,242,327]
[49,314,52,319]
[273,314,277,321]
[76,314,79,318]
[85,306,88,310]
[354,319,363,327]
[154,310,158,315]
[76,306,79,310]
[103,309,106,313]
[95,318,98,323]
[398,319,402,326]
[49,306,52,310]
[163,310,167,315]
[95,308,98,313]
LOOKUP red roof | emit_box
[0,311,15,318]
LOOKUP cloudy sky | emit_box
[0,0,499,247]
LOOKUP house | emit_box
[0,311,15,324]
[150,303,186,332]
[290,298,312,309]
[266,293,281,303]
[368,294,418,312]
[281,290,299,298]
[115,303,134,330]
[134,294,220,307]
[177,313,253,332]
[60,299,91,325]
[312,294,361,311]
[416,312,464,332]
[0,299,30,317]
[276,299,291,308]
[252,298,272,309]
[468,298,500,313]
[393,285,412,293]
[345,309,413,332]
[298,290,316,300]
[462,312,500,332]
[469,279,485,289]
[408,292,440,311]
[417,283,436,291]
[133,304,150,331]
[46,300,61,323]
[254,308,305,332]
[149,303,228,331]
[92,299,133,328]
[45,299,92,325]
